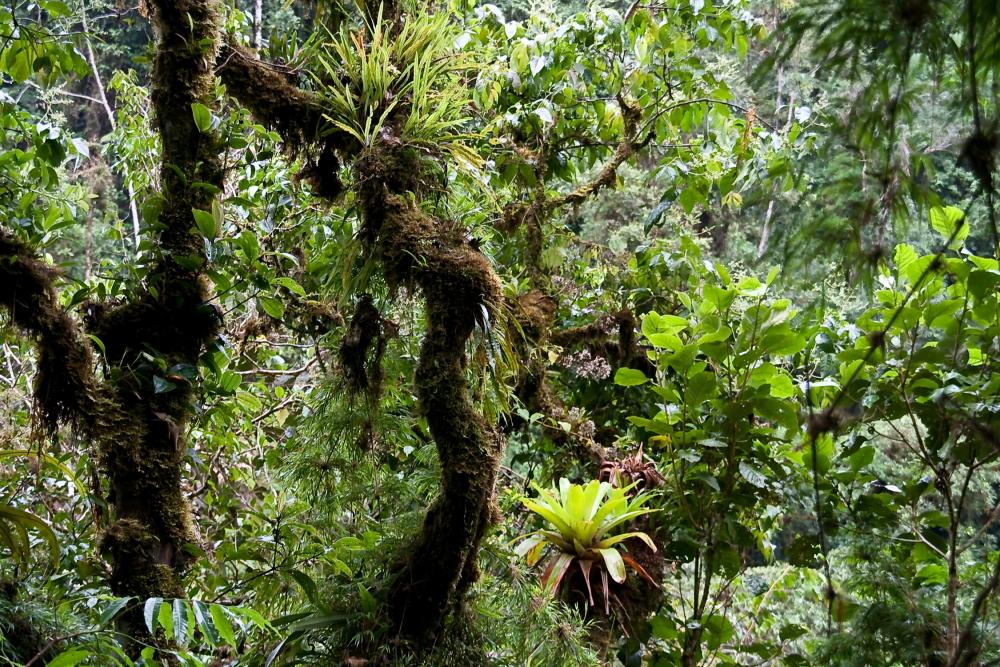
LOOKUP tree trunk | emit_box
[91,0,224,642]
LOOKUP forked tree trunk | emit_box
[88,0,225,642]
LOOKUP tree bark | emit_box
[90,0,224,641]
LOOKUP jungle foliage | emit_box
[0,0,998,665]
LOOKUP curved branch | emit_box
[216,41,350,198]
[0,232,95,434]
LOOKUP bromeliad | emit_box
[515,478,659,612]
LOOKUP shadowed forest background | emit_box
[1,0,999,664]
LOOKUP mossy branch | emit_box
[216,41,350,199]
[501,94,649,233]
[0,231,95,434]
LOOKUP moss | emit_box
[217,42,350,200]
[515,290,557,342]
[339,294,387,398]
[0,232,95,434]
[88,274,221,369]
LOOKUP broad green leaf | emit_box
[929,205,968,248]
[193,600,221,645]
[99,596,133,626]
[173,598,190,645]
[614,368,648,386]
[46,650,90,667]
[191,102,213,132]
[260,296,285,319]
[192,207,218,239]
[157,598,174,638]
[738,462,767,488]
[210,604,237,647]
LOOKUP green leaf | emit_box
[99,596,133,626]
[916,563,948,586]
[614,368,648,386]
[235,391,262,413]
[191,103,213,133]
[211,198,225,234]
[173,598,190,645]
[153,375,177,394]
[210,604,237,647]
[929,206,968,248]
[260,296,285,319]
[193,600,221,645]
[192,208,218,239]
[46,650,90,667]
[272,277,306,297]
[158,598,174,638]
[237,230,260,262]
[144,597,162,635]
[738,462,767,488]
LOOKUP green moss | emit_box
[0,232,96,434]
[217,42,350,200]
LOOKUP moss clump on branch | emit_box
[339,294,388,399]
[0,232,95,434]
[217,42,348,200]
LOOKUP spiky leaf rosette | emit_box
[515,478,659,611]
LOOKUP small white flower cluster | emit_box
[567,406,596,440]
[560,349,612,380]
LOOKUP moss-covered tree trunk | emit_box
[217,20,507,643]
[353,150,505,641]
[89,0,224,638]
[1,0,225,649]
